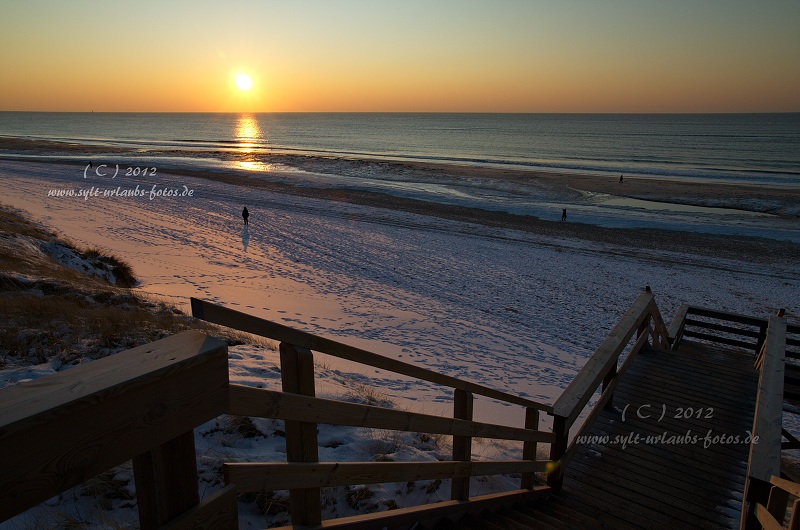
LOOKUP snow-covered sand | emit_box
[1,158,798,527]
[2,160,797,420]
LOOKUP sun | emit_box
[235,73,253,91]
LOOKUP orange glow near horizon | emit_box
[0,2,798,113]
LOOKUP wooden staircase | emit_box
[431,495,612,529]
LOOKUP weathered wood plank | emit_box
[280,343,321,527]
[568,446,744,507]
[552,290,654,422]
[568,419,749,489]
[755,502,785,530]
[561,329,650,468]
[158,484,239,530]
[268,488,551,530]
[686,306,768,328]
[565,470,731,530]
[0,331,229,523]
[747,314,787,482]
[667,304,689,348]
[539,495,643,530]
[228,385,554,443]
[648,300,671,349]
[563,340,757,529]
[559,484,677,530]
[566,459,739,527]
[191,297,552,413]
[771,475,800,498]
[134,431,200,530]
[683,329,757,351]
[520,407,540,490]
[225,461,549,491]
[684,317,762,338]
[451,389,473,501]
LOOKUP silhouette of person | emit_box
[562,208,567,222]
[242,206,249,225]
[619,174,623,183]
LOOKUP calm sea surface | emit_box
[1,112,798,185]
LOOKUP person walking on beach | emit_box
[562,208,567,222]
[242,206,249,226]
[619,174,624,183]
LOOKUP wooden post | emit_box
[756,323,768,356]
[602,362,617,410]
[280,342,321,526]
[134,431,200,530]
[742,311,787,529]
[547,415,568,492]
[521,407,539,490]
[0,331,229,525]
[637,287,652,340]
[451,389,473,501]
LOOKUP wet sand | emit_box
[2,137,799,264]
[121,163,800,265]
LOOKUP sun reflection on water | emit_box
[235,114,263,154]
[235,160,274,172]
[233,115,271,172]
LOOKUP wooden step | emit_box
[499,504,572,529]
[520,500,603,529]
[439,494,619,530]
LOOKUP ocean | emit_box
[1,112,798,184]
[1,112,799,241]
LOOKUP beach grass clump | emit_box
[0,207,57,241]
[0,289,196,366]
[79,247,138,288]
[341,381,394,408]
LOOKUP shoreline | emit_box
[3,136,800,209]
[1,139,799,265]
[2,159,799,266]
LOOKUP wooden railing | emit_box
[741,311,789,529]
[668,305,799,356]
[546,287,670,491]
[0,289,698,529]
[190,298,554,529]
[746,475,800,530]
[0,331,238,530]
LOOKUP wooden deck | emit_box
[560,340,760,530]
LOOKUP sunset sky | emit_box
[1,0,798,113]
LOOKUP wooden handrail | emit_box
[670,305,774,354]
[559,328,651,469]
[0,331,232,528]
[228,384,555,443]
[551,289,657,426]
[546,287,669,491]
[746,475,800,530]
[269,488,552,530]
[746,314,786,481]
[225,460,549,491]
[191,297,553,413]
[190,298,556,526]
[667,304,689,348]
[741,313,788,529]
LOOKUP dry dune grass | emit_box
[0,204,273,371]
[0,205,198,368]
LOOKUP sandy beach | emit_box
[2,137,799,265]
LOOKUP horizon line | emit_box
[1,110,799,115]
